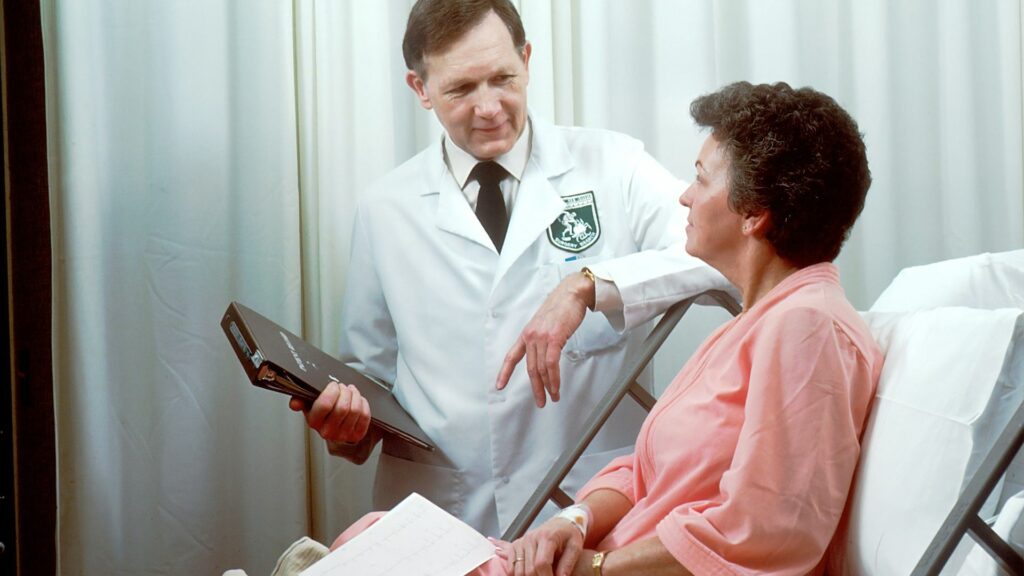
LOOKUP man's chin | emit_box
[469,140,514,161]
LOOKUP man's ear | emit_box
[406,70,433,110]
[521,42,532,72]
[742,211,770,237]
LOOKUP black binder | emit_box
[221,301,433,452]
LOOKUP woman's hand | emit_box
[505,516,586,576]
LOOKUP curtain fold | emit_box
[44,0,1023,573]
[46,1,310,573]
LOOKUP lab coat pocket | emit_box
[374,452,466,519]
[551,258,626,356]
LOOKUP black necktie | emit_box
[472,161,509,252]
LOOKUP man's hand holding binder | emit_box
[289,381,383,464]
[290,381,371,445]
[221,301,432,463]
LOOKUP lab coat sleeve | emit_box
[575,453,637,505]
[586,148,736,332]
[655,306,871,575]
[338,205,399,384]
[328,205,399,463]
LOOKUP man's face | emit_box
[406,11,530,161]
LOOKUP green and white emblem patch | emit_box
[547,191,601,253]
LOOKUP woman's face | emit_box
[679,135,747,267]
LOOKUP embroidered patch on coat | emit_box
[547,192,601,253]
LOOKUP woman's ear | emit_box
[742,212,770,237]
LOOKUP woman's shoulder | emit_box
[754,280,879,359]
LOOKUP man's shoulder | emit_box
[360,146,436,206]
[545,122,644,153]
[534,122,648,175]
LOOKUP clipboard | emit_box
[221,301,434,452]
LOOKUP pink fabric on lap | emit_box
[329,511,386,550]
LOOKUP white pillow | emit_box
[836,307,1024,576]
[868,249,1024,574]
[871,250,1024,313]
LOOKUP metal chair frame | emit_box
[912,399,1024,575]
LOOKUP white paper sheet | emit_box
[299,493,496,576]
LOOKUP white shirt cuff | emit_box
[587,265,627,331]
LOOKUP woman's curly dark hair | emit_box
[690,82,871,267]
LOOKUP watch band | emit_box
[580,266,597,284]
[580,267,597,311]
[592,551,606,575]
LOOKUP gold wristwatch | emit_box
[592,551,607,575]
[580,266,597,284]
[580,267,597,311]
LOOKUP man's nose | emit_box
[474,88,501,118]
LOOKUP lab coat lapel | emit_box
[425,139,495,251]
[493,118,575,286]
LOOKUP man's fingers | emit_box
[337,387,362,438]
[323,384,355,440]
[544,343,562,403]
[353,395,372,440]
[526,342,547,408]
[288,396,309,412]
[524,340,548,407]
[339,388,371,443]
[306,381,340,429]
[497,340,527,390]
[535,341,553,403]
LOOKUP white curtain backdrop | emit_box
[43,0,1023,574]
[44,1,310,574]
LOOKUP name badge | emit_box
[547,191,601,253]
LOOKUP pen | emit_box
[564,255,579,262]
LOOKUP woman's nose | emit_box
[679,184,694,207]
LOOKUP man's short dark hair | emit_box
[403,0,527,79]
[690,81,871,268]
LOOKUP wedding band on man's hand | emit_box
[514,556,524,563]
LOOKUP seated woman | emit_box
[334,81,883,576]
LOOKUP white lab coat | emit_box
[339,116,730,536]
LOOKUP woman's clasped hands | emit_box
[491,516,594,576]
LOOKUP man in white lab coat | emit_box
[290,0,729,537]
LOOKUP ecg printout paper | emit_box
[299,493,497,576]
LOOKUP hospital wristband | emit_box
[555,503,591,539]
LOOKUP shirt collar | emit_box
[444,120,532,189]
